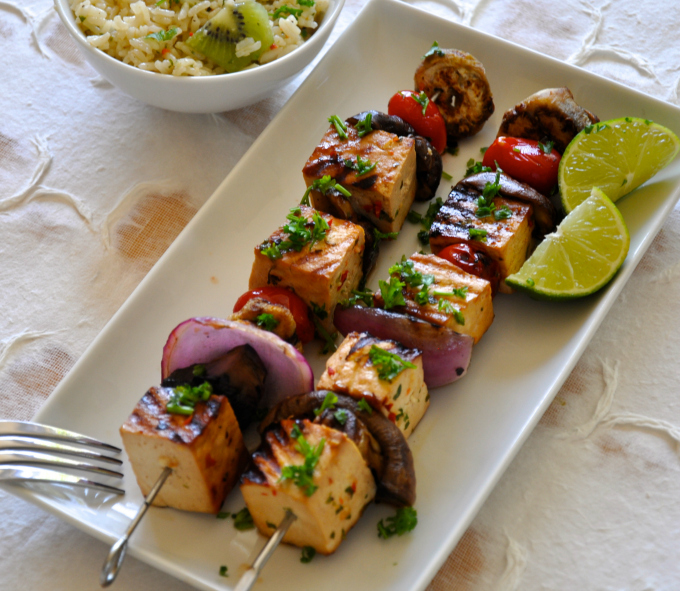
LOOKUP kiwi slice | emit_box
[187,1,274,73]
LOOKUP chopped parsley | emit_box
[475,170,502,218]
[192,364,206,377]
[442,171,453,181]
[314,391,338,416]
[301,175,351,206]
[388,256,435,305]
[377,507,418,539]
[413,91,430,116]
[232,507,255,530]
[272,5,303,18]
[340,288,375,308]
[256,313,279,331]
[166,381,212,415]
[334,408,349,425]
[260,207,330,260]
[145,27,178,42]
[219,565,229,577]
[407,197,444,245]
[423,40,444,59]
[328,114,348,139]
[468,228,488,242]
[300,546,316,563]
[369,345,416,382]
[374,229,399,242]
[465,158,492,177]
[357,398,373,414]
[280,428,325,497]
[355,112,373,137]
[310,302,328,320]
[378,275,406,309]
[311,314,337,354]
[433,286,468,299]
[298,0,314,5]
[437,298,465,325]
[538,140,554,154]
[494,205,513,221]
[216,511,230,519]
[345,155,376,176]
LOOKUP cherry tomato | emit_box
[437,244,501,296]
[482,137,561,195]
[388,90,447,153]
[233,287,314,343]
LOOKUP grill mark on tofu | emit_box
[348,334,420,364]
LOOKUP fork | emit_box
[0,420,125,495]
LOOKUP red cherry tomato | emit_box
[437,243,501,296]
[233,287,314,343]
[482,137,561,195]
[388,90,447,153]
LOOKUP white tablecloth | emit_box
[2,0,680,589]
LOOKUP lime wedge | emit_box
[559,117,680,213]
[506,187,629,300]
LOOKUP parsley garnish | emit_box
[345,155,376,176]
[219,565,229,577]
[280,428,325,496]
[357,398,373,414]
[538,140,554,154]
[301,175,350,206]
[465,158,492,177]
[355,112,373,137]
[468,228,488,242]
[300,546,316,563]
[232,507,255,530]
[328,114,348,139]
[442,171,453,181]
[413,91,430,116]
[334,408,349,425]
[433,287,468,299]
[340,288,375,308]
[475,170,502,219]
[310,302,328,320]
[377,507,418,538]
[379,276,406,309]
[369,345,416,382]
[216,511,230,519]
[166,381,213,415]
[494,205,512,221]
[437,298,465,325]
[314,391,338,416]
[192,364,206,377]
[409,197,444,245]
[256,313,279,331]
[272,5,303,18]
[261,207,330,260]
[311,312,337,353]
[374,229,399,241]
[423,40,444,59]
[145,27,178,42]
[298,0,314,5]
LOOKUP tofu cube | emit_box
[120,386,247,514]
[302,125,417,234]
[240,419,376,555]
[249,207,365,331]
[317,332,429,438]
[401,253,494,344]
[429,187,533,294]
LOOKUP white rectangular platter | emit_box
[18,0,680,589]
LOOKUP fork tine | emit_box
[0,421,122,453]
[0,437,123,466]
[0,465,125,495]
[0,451,124,478]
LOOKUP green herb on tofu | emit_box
[280,429,325,497]
[166,381,213,415]
[468,228,488,242]
[369,345,416,382]
[379,276,406,309]
[377,506,418,539]
[328,114,348,139]
[344,155,376,176]
[388,256,435,305]
[301,175,351,206]
[437,298,465,325]
[261,207,330,260]
[475,170,503,219]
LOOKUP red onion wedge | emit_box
[161,317,314,407]
[334,306,473,389]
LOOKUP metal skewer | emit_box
[100,467,172,587]
[234,509,297,591]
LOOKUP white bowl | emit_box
[53,0,345,113]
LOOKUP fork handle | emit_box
[100,467,172,587]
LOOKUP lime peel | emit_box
[506,188,630,300]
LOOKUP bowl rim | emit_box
[53,0,346,84]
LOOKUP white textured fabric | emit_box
[1,0,680,589]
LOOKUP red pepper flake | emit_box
[388,412,397,423]
[327,367,336,376]
[270,43,277,50]
[340,270,348,285]
[373,202,383,217]
[351,481,357,493]
[188,32,193,36]
[162,48,170,55]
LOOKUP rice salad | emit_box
[71,0,329,76]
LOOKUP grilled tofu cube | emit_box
[240,419,376,555]
[429,187,533,294]
[402,253,493,344]
[120,387,247,514]
[249,207,365,332]
[302,124,417,234]
[317,332,429,438]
